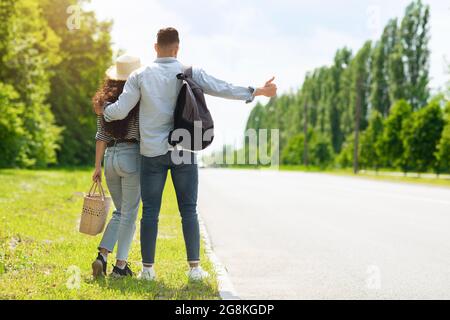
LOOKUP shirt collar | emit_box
[154,57,177,63]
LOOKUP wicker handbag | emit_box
[79,181,112,236]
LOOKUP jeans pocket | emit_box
[117,153,139,175]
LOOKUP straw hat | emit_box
[106,55,141,81]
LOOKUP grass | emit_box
[230,164,450,187]
[328,170,450,187]
[276,165,450,188]
[0,169,219,300]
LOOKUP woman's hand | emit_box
[92,166,102,182]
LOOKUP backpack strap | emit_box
[184,66,193,78]
[177,65,192,80]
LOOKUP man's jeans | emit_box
[140,151,199,264]
[98,143,141,261]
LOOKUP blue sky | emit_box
[86,0,450,152]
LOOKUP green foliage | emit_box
[435,102,450,173]
[329,48,352,153]
[0,83,27,167]
[281,134,305,165]
[370,19,399,116]
[348,41,372,132]
[41,0,113,165]
[379,100,413,170]
[310,134,334,168]
[387,20,407,104]
[336,134,357,169]
[399,0,430,110]
[246,0,441,173]
[360,111,384,170]
[0,0,112,168]
[281,132,333,168]
[403,97,444,172]
[0,0,62,168]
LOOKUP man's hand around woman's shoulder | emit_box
[94,102,114,116]
[94,103,104,116]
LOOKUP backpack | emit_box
[168,66,214,151]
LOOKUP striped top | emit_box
[95,105,140,143]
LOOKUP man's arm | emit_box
[102,72,140,122]
[192,68,277,103]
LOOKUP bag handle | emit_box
[88,181,106,200]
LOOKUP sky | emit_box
[85,0,450,153]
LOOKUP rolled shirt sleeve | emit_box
[103,71,141,122]
[192,68,256,103]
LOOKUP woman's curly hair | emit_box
[92,78,139,140]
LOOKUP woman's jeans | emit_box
[98,143,140,261]
[140,151,199,264]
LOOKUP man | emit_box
[102,27,277,281]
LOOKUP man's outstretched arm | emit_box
[192,68,277,103]
[101,72,140,122]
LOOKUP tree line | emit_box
[245,0,450,174]
[0,0,112,168]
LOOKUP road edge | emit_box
[198,213,240,300]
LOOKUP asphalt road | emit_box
[197,169,450,299]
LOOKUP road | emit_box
[197,169,450,299]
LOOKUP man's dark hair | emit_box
[157,27,179,47]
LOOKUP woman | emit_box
[91,55,142,278]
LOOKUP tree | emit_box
[0,83,27,167]
[399,0,430,110]
[281,134,305,165]
[350,41,372,173]
[370,19,400,116]
[301,75,311,166]
[328,48,352,153]
[435,102,450,173]
[310,134,334,169]
[379,100,413,171]
[245,1,436,173]
[403,97,444,173]
[360,111,384,170]
[41,0,113,165]
[0,0,62,167]
[336,134,357,169]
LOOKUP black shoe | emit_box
[111,263,133,278]
[92,253,107,278]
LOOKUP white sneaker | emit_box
[187,266,209,281]
[138,267,156,281]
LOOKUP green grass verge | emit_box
[230,164,450,187]
[327,170,450,187]
[276,165,450,187]
[0,169,219,300]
